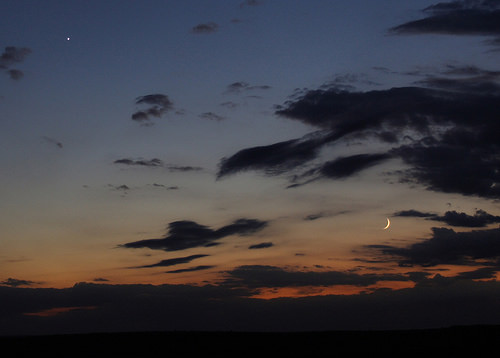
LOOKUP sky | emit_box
[1,0,500,335]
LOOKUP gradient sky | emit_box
[2,0,500,334]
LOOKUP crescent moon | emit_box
[383,218,391,230]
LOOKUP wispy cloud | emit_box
[225,81,271,94]
[191,22,219,34]
[42,136,63,149]
[131,94,173,124]
[199,112,226,121]
[0,277,37,287]
[114,158,202,172]
[165,265,215,273]
[114,158,163,167]
[134,254,209,268]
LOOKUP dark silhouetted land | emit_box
[1,325,499,356]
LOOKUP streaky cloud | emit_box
[165,265,215,273]
[134,254,209,268]
[248,242,273,249]
[114,158,163,167]
[191,22,218,34]
[0,278,36,287]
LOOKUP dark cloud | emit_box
[0,278,36,287]
[393,141,500,199]
[455,266,499,279]
[217,132,331,178]
[167,165,203,172]
[131,94,173,124]
[394,209,436,218]
[217,66,500,199]
[316,153,392,179]
[367,226,500,267]
[0,46,31,68]
[113,159,202,173]
[135,254,209,268]
[191,22,218,34]
[121,218,268,252]
[390,1,500,36]
[225,81,271,94]
[248,242,273,249]
[223,265,409,289]
[431,209,500,227]
[394,208,500,227]
[165,265,215,274]
[199,112,226,121]
[415,64,500,94]
[0,47,31,80]
[114,158,163,167]
[287,153,392,188]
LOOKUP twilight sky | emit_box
[2,0,500,334]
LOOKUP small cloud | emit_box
[134,254,209,268]
[225,81,271,94]
[114,158,163,167]
[199,112,226,121]
[394,209,436,218]
[0,278,36,287]
[0,46,32,68]
[93,278,109,282]
[42,136,63,149]
[108,184,131,195]
[131,94,173,125]
[7,69,24,80]
[248,242,273,249]
[167,165,203,172]
[220,101,239,109]
[151,183,179,190]
[191,22,219,34]
[1,47,31,80]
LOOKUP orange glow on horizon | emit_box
[23,306,98,317]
